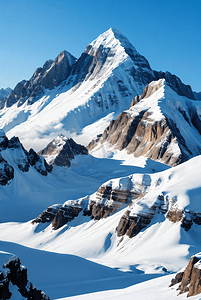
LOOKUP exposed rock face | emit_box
[38,134,88,167]
[1,50,76,108]
[8,136,30,172]
[0,255,49,300]
[28,148,53,175]
[87,80,201,167]
[52,203,82,230]
[32,204,62,224]
[0,130,52,186]
[0,153,14,185]
[170,254,201,297]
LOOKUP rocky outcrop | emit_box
[170,254,201,297]
[28,148,53,175]
[1,50,76,108]
[0,255,49,300]
[32,204,62,224]
[0,154,14,185]
[52,203,82,230]
[0,130,52,186]
[38,134,88,167]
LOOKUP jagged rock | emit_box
[84,201,121,220]
[170,254,201,297]
[0,153,14,185]
[32,204,62,224]
[129,95,139,108]
[87,80,201,167]
[188,261,201,296]
[1,255,50,300]
[0,131,52,182]
[169,271,184,287]
[116,208,155,238]
[52,203,82,230]
[38,134,88,167]
[0,272,12,299]
[8,136,30,172]
[0,129,9,150]
[1,51,76,108]
[28,148,52,176]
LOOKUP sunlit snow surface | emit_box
[0,155,201,299]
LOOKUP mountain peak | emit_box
[90,27,138,54]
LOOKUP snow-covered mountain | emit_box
[38,134,88,167]
[88,79,201,166]
[0,28,195,152]
[0,28,201,300]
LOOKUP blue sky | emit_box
[0,0,200,91]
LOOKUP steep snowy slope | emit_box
[0,29,195,151]
[88,79,201,166]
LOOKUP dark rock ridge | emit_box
[0,50,76,109]
[32,202,82,230]
[83,185,140,220]
[170,254,201,297]
[32,204,62,224]
[38,134,88,167]
[0,29,195,112]
[0,87,12,101]
[87,81,201,167]
[52,203,82,230]
[116,194,166,238]
[0,255,49,300]
[0,130,52,185]
[154,70,195,100]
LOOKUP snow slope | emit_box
[0,155,201,299]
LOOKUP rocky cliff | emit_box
[0,130,52,185]
[0,255,49,300]
[87,79,201,167]
[0,50,76,109]
[170,253,201,297]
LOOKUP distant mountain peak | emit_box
[38,135,88,167]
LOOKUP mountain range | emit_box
[0,28,201,300]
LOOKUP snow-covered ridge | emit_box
[88,79,201,166]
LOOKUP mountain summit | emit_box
[0,28,196,151]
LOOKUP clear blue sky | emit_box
[0,0,200,91]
